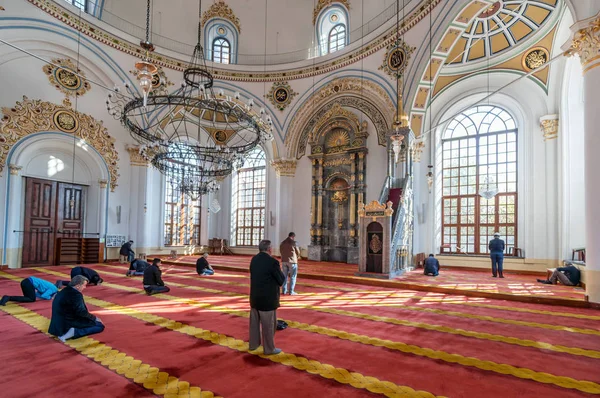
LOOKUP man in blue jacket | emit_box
[423,254,440,276]
[0,276,57,306]
[489,232,505,278]
[48,275,104,342]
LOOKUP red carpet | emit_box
[1,263,599,397]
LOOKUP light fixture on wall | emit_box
[426,164,433,193]
[135,0,157,107]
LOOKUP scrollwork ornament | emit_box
[201,0,241,33]
[566,17,600,69]
[379,39,416,79]
[265,81,298,111]
[42,58,91,98]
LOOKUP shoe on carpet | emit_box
[264,348,282,355]
[248,346,259,351]
[492,275,497,278]
[289,292,298,295]
[0,295,8,306]
[499,275,505,278]
[537,279,552,285]
[58,327,75,342]
[55,280,63,289]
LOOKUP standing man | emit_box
[279,232,300,295]
[143,258,170,295]
[120,240,135,262]
[489,232,505,278]
[48,275,105,342]
[423,254,440,276]
[0,276,58,306]
[249,240,285,355]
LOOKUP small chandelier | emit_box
[479,168,499,200]
[135,0,157,107]
[426,165,433,192]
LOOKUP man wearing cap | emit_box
[489,232,505,278]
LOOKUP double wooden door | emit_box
[22,177,87,267]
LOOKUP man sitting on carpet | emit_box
[49,275,105,342]
[56,266,103,288]
[0,276,58,306]
[196,253,215,276]
[423,254,440,277]
[143,258,170,295]
[249,240,285,355]
[127,258,150,277]
[537,263,581,286]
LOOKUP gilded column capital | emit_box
[540,115,559,141]
[270,158,297,177]
[98,179,108,189]
[410,139,426,162]
[126,145,149,167]
[8,164,22,176]
[564,13,600,73]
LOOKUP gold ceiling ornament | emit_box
[565,16,600,70]
[98,179,108,189]
[42,58,91,98]
[129,65,174,96]
[201,0,241,33]
[8,164,22,176]
[265,81,298,111]
[522,47,549,71]
[539,114,558,141]
[310,103,361,143]
[313,0,350,24]
[325,129,350,148]
[0,96,120,190]
[270,158,297,177]
[379,39,416,80]
[126,145,150,167]
[410,139,426,162]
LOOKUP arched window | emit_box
[441,105,517,254]
[212,38,231,64]
[231,147,266,246]
[316,4,349,56]
[328,24,346,53]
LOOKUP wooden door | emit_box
[366,222,383,273]
[56,183,86,238]
[22,178,57,267]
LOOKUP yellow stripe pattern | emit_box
[30,268,600,394]
[0,303,218,398]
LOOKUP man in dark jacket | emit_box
[538,264,581,286]
[56,266,103,288]
[143,258,170,295]
[423,254,440,276]
[127,258,150,276]
[196,253,215,276]
[249,240,285,355]
[120,240,135,262]
[280,232,300,295]
[49,275,104,342]
[489,232,505,278]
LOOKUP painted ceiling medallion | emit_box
[379,39,415,79]
[266,81,298,111]
[129,65,174,96]
[313,0,350,24]
[201,0,241,33]
[43,58,91,97]
[53,110,79,133]
[522,47,549,71]
[478,1,502,19]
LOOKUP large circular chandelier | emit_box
[106,0,272,197]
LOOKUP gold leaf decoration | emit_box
[201,0,241,33]
[42,58,91,98]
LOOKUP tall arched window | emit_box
[212,38,231,64]
[328,24,346,53]
[441,105,517,254]
[164,178,201,247]
[316,4,349,56]
[231,147,266,246]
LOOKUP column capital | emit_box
[270,158,297,177]
[564,13,600,73]
[540,114,559,141]
[126,145,150,167]
[8,164,22,176]
[410,139,426,162]
[98,179,108,189]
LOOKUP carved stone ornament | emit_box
[130,65,174,96]
[309,103,361,145]
[201,0,241,33]
[43,58,91,98]
[411,139,426,162]
[522,47,549,71]
[8,164,22,176]
[566,16,600,70]
[540,114,558,141]
[313,0,350,24]
[98,179,108,189]
[0,97,120,190]
[126,145,150,166]
[270,158,297,177]
[265,81,298,111]
[379,39,416,79]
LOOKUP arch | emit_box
[328,24,347,53]
[204,18,239,64]
[315,2,350,56]
[0,97,120,191]
[285,77,394,159]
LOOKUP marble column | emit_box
[5,164,24,268]
[271,158,297,244]
[98,179,108,260]
[126,145,150,255]
[565,13,600,303]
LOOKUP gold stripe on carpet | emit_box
[0,303,220,398]
[25,269,600,394]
